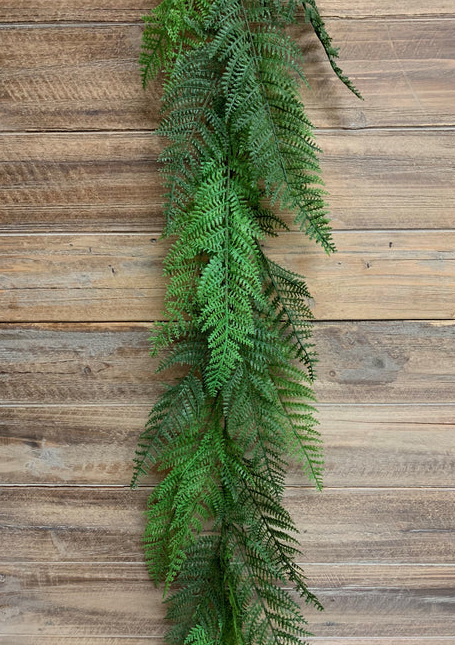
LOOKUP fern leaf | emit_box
[302,0,363,99]
[134,0,362,640]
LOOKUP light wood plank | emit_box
[317,1,455,18]
[1,1,454,22]
[0,563,454,637]
[1,405,454,488]
[1,130,454,233]
[0,322,454,404]
[0,132,163,233]
[2,640,452,645]
[1,487,454,563]
[0,640,161,645]
[1,231,455,321]
[0,21,454,131]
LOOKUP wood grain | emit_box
[1,404,454,488]
[1,487,454,563]
[1,0,454,22]
[0,322,454,404]
[1,20,454,131]
[2,641,452,645]
[0,563,454,637]
[2,0,455,22]
[1,231,455,321]
[1,130,454,233]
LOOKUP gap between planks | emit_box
[1,125,455,135]
[1,17,455,28]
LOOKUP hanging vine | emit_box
[132,1,361,643]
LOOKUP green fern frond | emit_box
[134,0,362,641]
[302,0,363,99]
[131,370,206,488]
[140,0,211,87]
[205,0,335,253]
[261,252,317,381]
[184,625,216,645]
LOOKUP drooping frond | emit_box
[302,0,363,99]
[134,0,361,642]
[204,0,335,252]
[157,48,225,231]
[131,370,207,488]
[261,252,317,381]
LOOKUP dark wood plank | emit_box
[1,405,454,488]
[0,563,454,637]
[0,20,454,131]
[0,1,454,22]
[1,487,454,563]
[1,130,454,233]
[0,322,454,404]
[1,231,454,321]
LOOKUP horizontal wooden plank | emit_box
[1,487,454,563]
[0,640,160,645]
[318,1,455,18]
[0,563,454,637]
[0,322,454,404]
[3,0,455,23]
[1,231,455,321]
[0,20,454,130]
[1,641,451,645]
[0,132,163,233]
[1,405,454,488]
[1,0,454,22]
[1,130,454,232]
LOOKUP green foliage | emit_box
[302,0,363,99]
[140,0,211,86]
[133,0,360,642]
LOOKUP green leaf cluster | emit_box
[134,1,360,643]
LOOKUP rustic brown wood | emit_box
[0,563,454,637]
[1,0,454,22]
[2,1,454,641]
[1,487,454,563]
[0,132,164,233]
[1,404,454,488]
[1,130,454,233]
[0,322,454,405]
[2,641,452,645]
[1,0,455,22]
[0,641,162,645]
[1,231,454,321]
[1,20,454,131]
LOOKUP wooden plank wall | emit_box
[0,1,454,643]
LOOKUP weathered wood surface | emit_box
[1,0,454,22]
[3,641,453,645]
[1,231,455,321]
[3,0,455,22]
[1,130,454,233]
[1,20,454,131]
[2,404,454,487]
[1,564,454,637]
[0,322,454,405]
[1,487,454,563]
[2,1,454,641]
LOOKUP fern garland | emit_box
[132,2,361,643]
